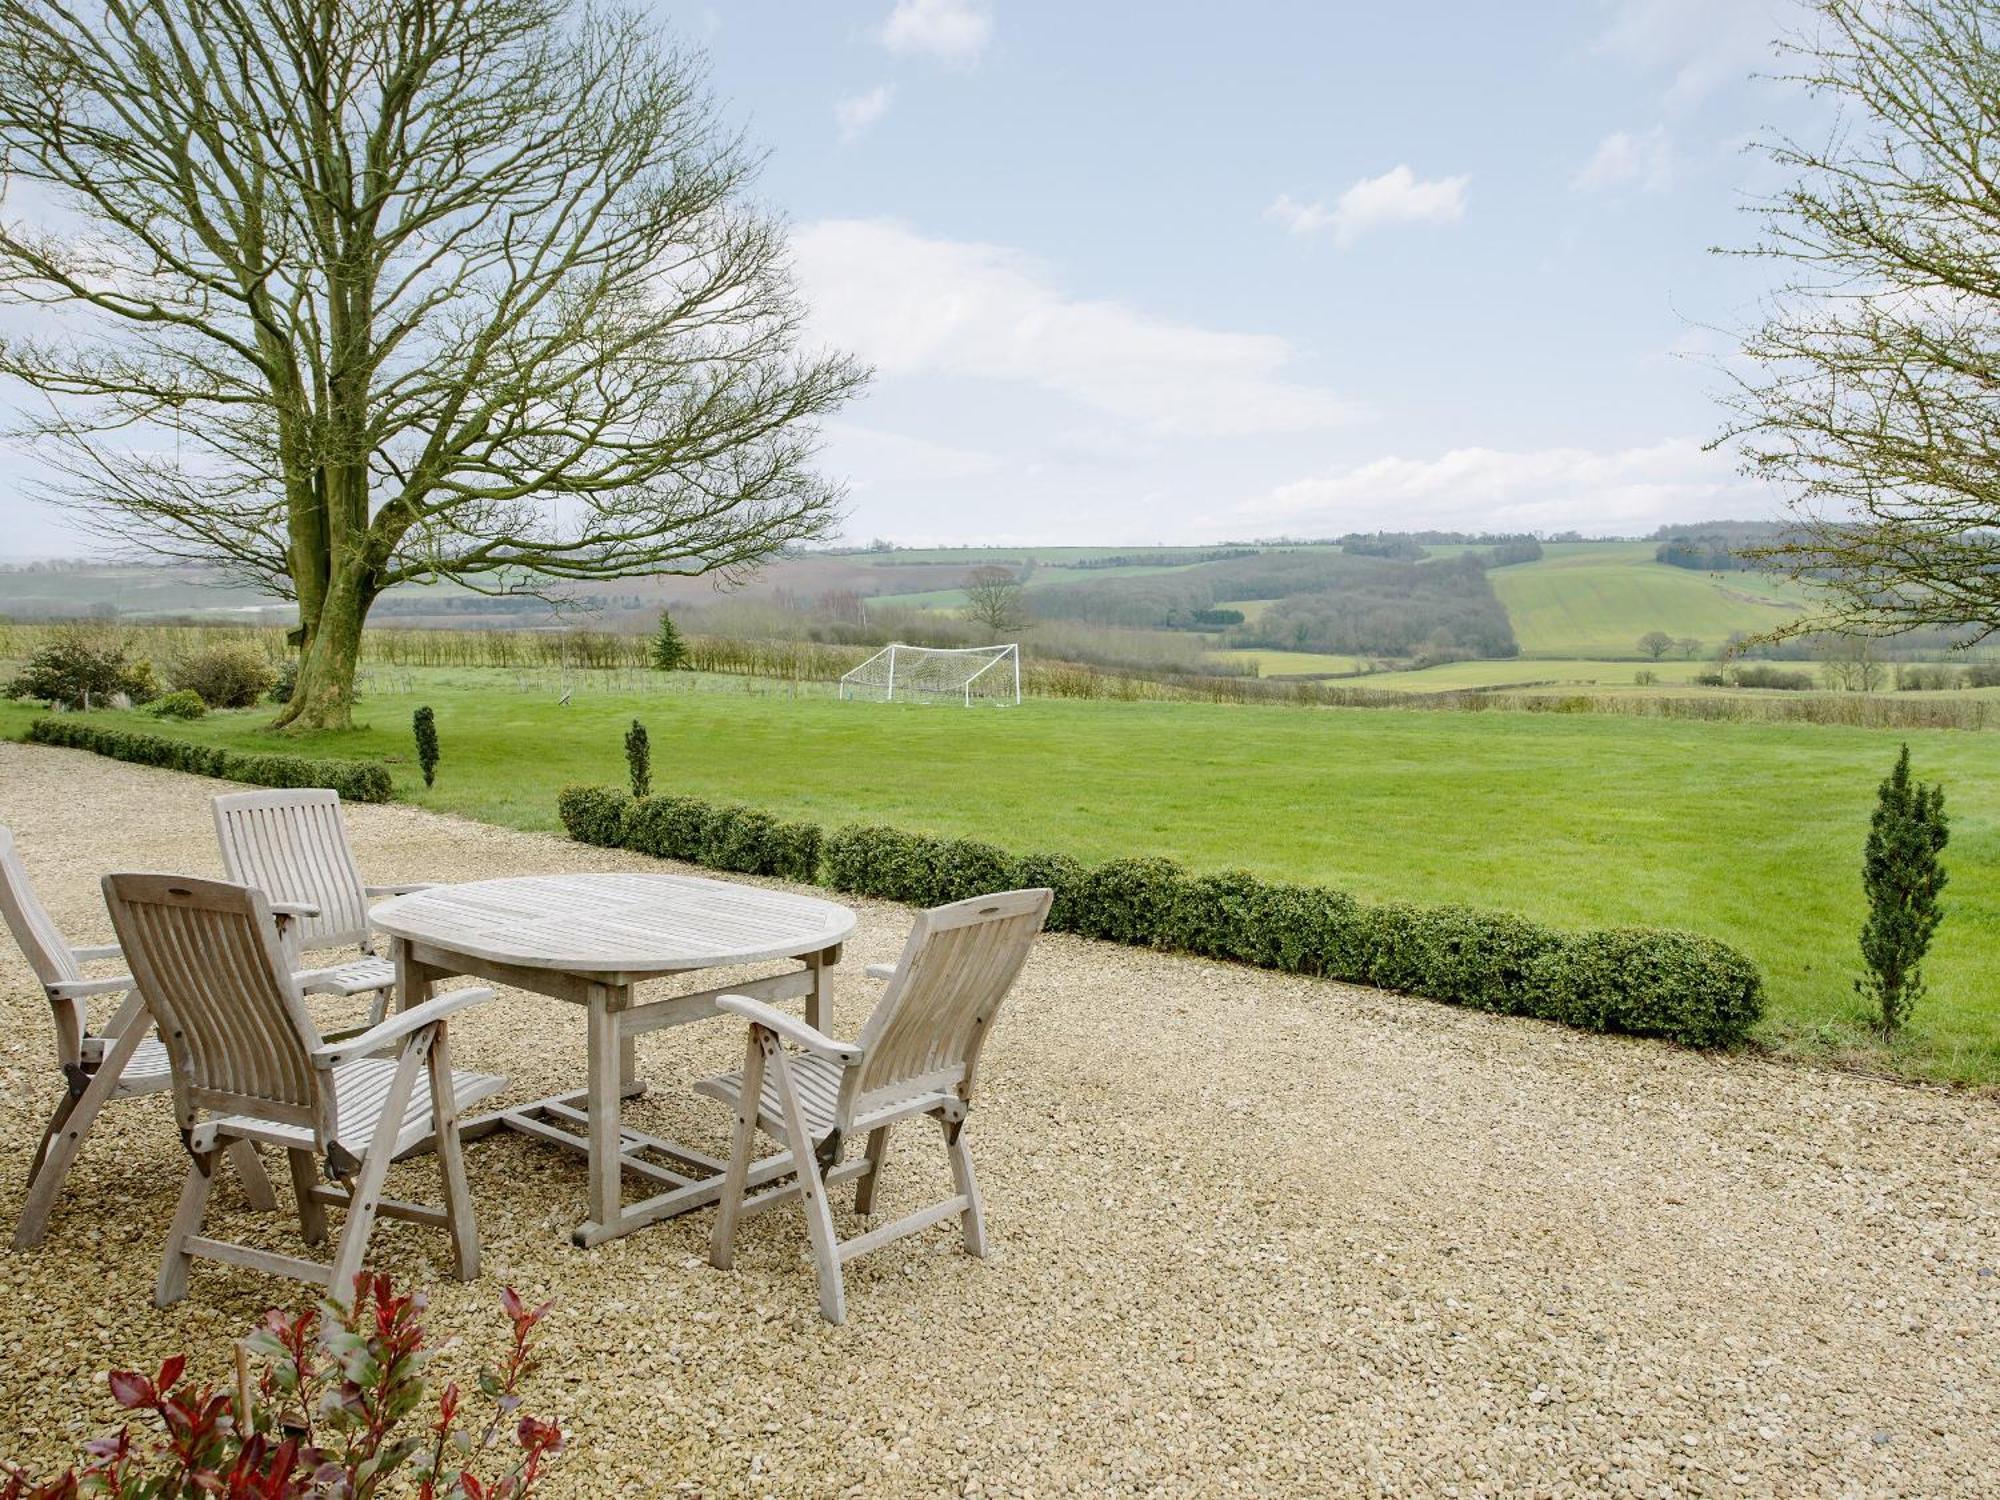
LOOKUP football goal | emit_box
[839,642,1021,706]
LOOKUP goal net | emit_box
[839,642,1021,706]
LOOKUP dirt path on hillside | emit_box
[1,742,1994,1498]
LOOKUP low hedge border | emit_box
[28,718,395,804]
[557,784,1765,1050]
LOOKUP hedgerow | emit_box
[555,783,1766,1049]
[28,718,393,803]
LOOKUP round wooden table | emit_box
[372,873,857,1247]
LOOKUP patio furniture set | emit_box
[2,790,1051,1324]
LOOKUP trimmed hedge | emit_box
[555,783,1766,1050]
[28,718,394,803]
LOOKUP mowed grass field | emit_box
[1490,543,1817,656]
[8,672,1995,1084]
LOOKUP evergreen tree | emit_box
[1856,744,1948,1033]
[650,610,688,672]
[413,706,439,789]
[625,719,651,799]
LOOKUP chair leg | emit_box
[427,1022,479,1281]
[14,1007,150,1251]
[770,1044,845,1325]
[155,1150,220,1307]
[855,1126,891,1215]
[228,1141,277,1211]
[367,986,390,1029]
[943,1115,987,1259]
[23,1094,76,1194]
[327,1035,429,1306]
[709,1027,769,1272]
[286,1150,328,1246]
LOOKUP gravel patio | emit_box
[1,741,1995,1497]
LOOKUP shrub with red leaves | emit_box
[1,1278,560,1500]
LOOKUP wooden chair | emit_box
[212,789,435,1027]
[2,827,275,1249]
[101,872,506,1307]
[697,887,1052,1324]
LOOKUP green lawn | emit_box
[10,670,1996,1083]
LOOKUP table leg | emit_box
[806,947,832,1033]
[618,1030,645,1100]
[580,982,626,1243]
[393,938,438,1014]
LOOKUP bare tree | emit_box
[0,0,864,728]
[962,565,1025,637]
[1638,630,1674,661]
[1676,637,1703,659]
[1719,0,2000,646]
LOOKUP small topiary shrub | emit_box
[1358,903,1566,1015]
[1528,928,1764,1047]
[556,784,633,847]
[1070,857,1188,947]
[625,719,651,798]
[620,795,714,862]
[927,836,1019,906]
[1244,881,1366,977]
[703,805,781,873]
[1160,869,1270,961]
[1011,850,1087,932]
[168,643,278,708]
[413,704,439,788]
[823,824,929,901]
[769,819,824,884]
[148,689,207,720]
[1856,744,1949,1034]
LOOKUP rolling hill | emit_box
[1487,542,1815,657]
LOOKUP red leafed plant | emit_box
[1,1277,560,1499]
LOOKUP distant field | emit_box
[1490,543,1816,656]
[7,667,1996,1084]
[1210,648,1364,677]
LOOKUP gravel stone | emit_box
[1,742,1996,1497]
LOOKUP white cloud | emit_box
[790,218,1357,437]
[834,85,895,143]
[878,0,991,65]
[1594,0,1788,108]
[1572,126,1678,193]
[1224,438,1767,535]
[1266,165,1469,247]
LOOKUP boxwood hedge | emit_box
[554,782,1764,1049]
[29,718,393,803]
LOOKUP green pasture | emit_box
[1490,544,1817,656]
[8,669,1995,1084]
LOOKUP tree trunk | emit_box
[274,569,370,731]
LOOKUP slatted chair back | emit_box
[101,873,331,1143]
[213,790,371,954]
[846,888,1051,1122]
[0,824,90,1072]
[0,825,81,989]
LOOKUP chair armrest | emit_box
[71,943,123,963]
[715,994,863,1064]
[310,986,498,1067]
[48,975,134,1001]
[365,881,439,898]
[863,963,897,981]
[270,900,320,918]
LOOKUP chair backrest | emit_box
[846,888,1052,1123]
[0,825,88,1070]
[212,790,370,952]
[101,873,329,1141]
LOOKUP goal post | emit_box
[839,642,1021,706]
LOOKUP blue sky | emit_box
[670,0,1808,546]
[0,0,1810,554]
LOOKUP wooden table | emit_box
[371,873,857,1247]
